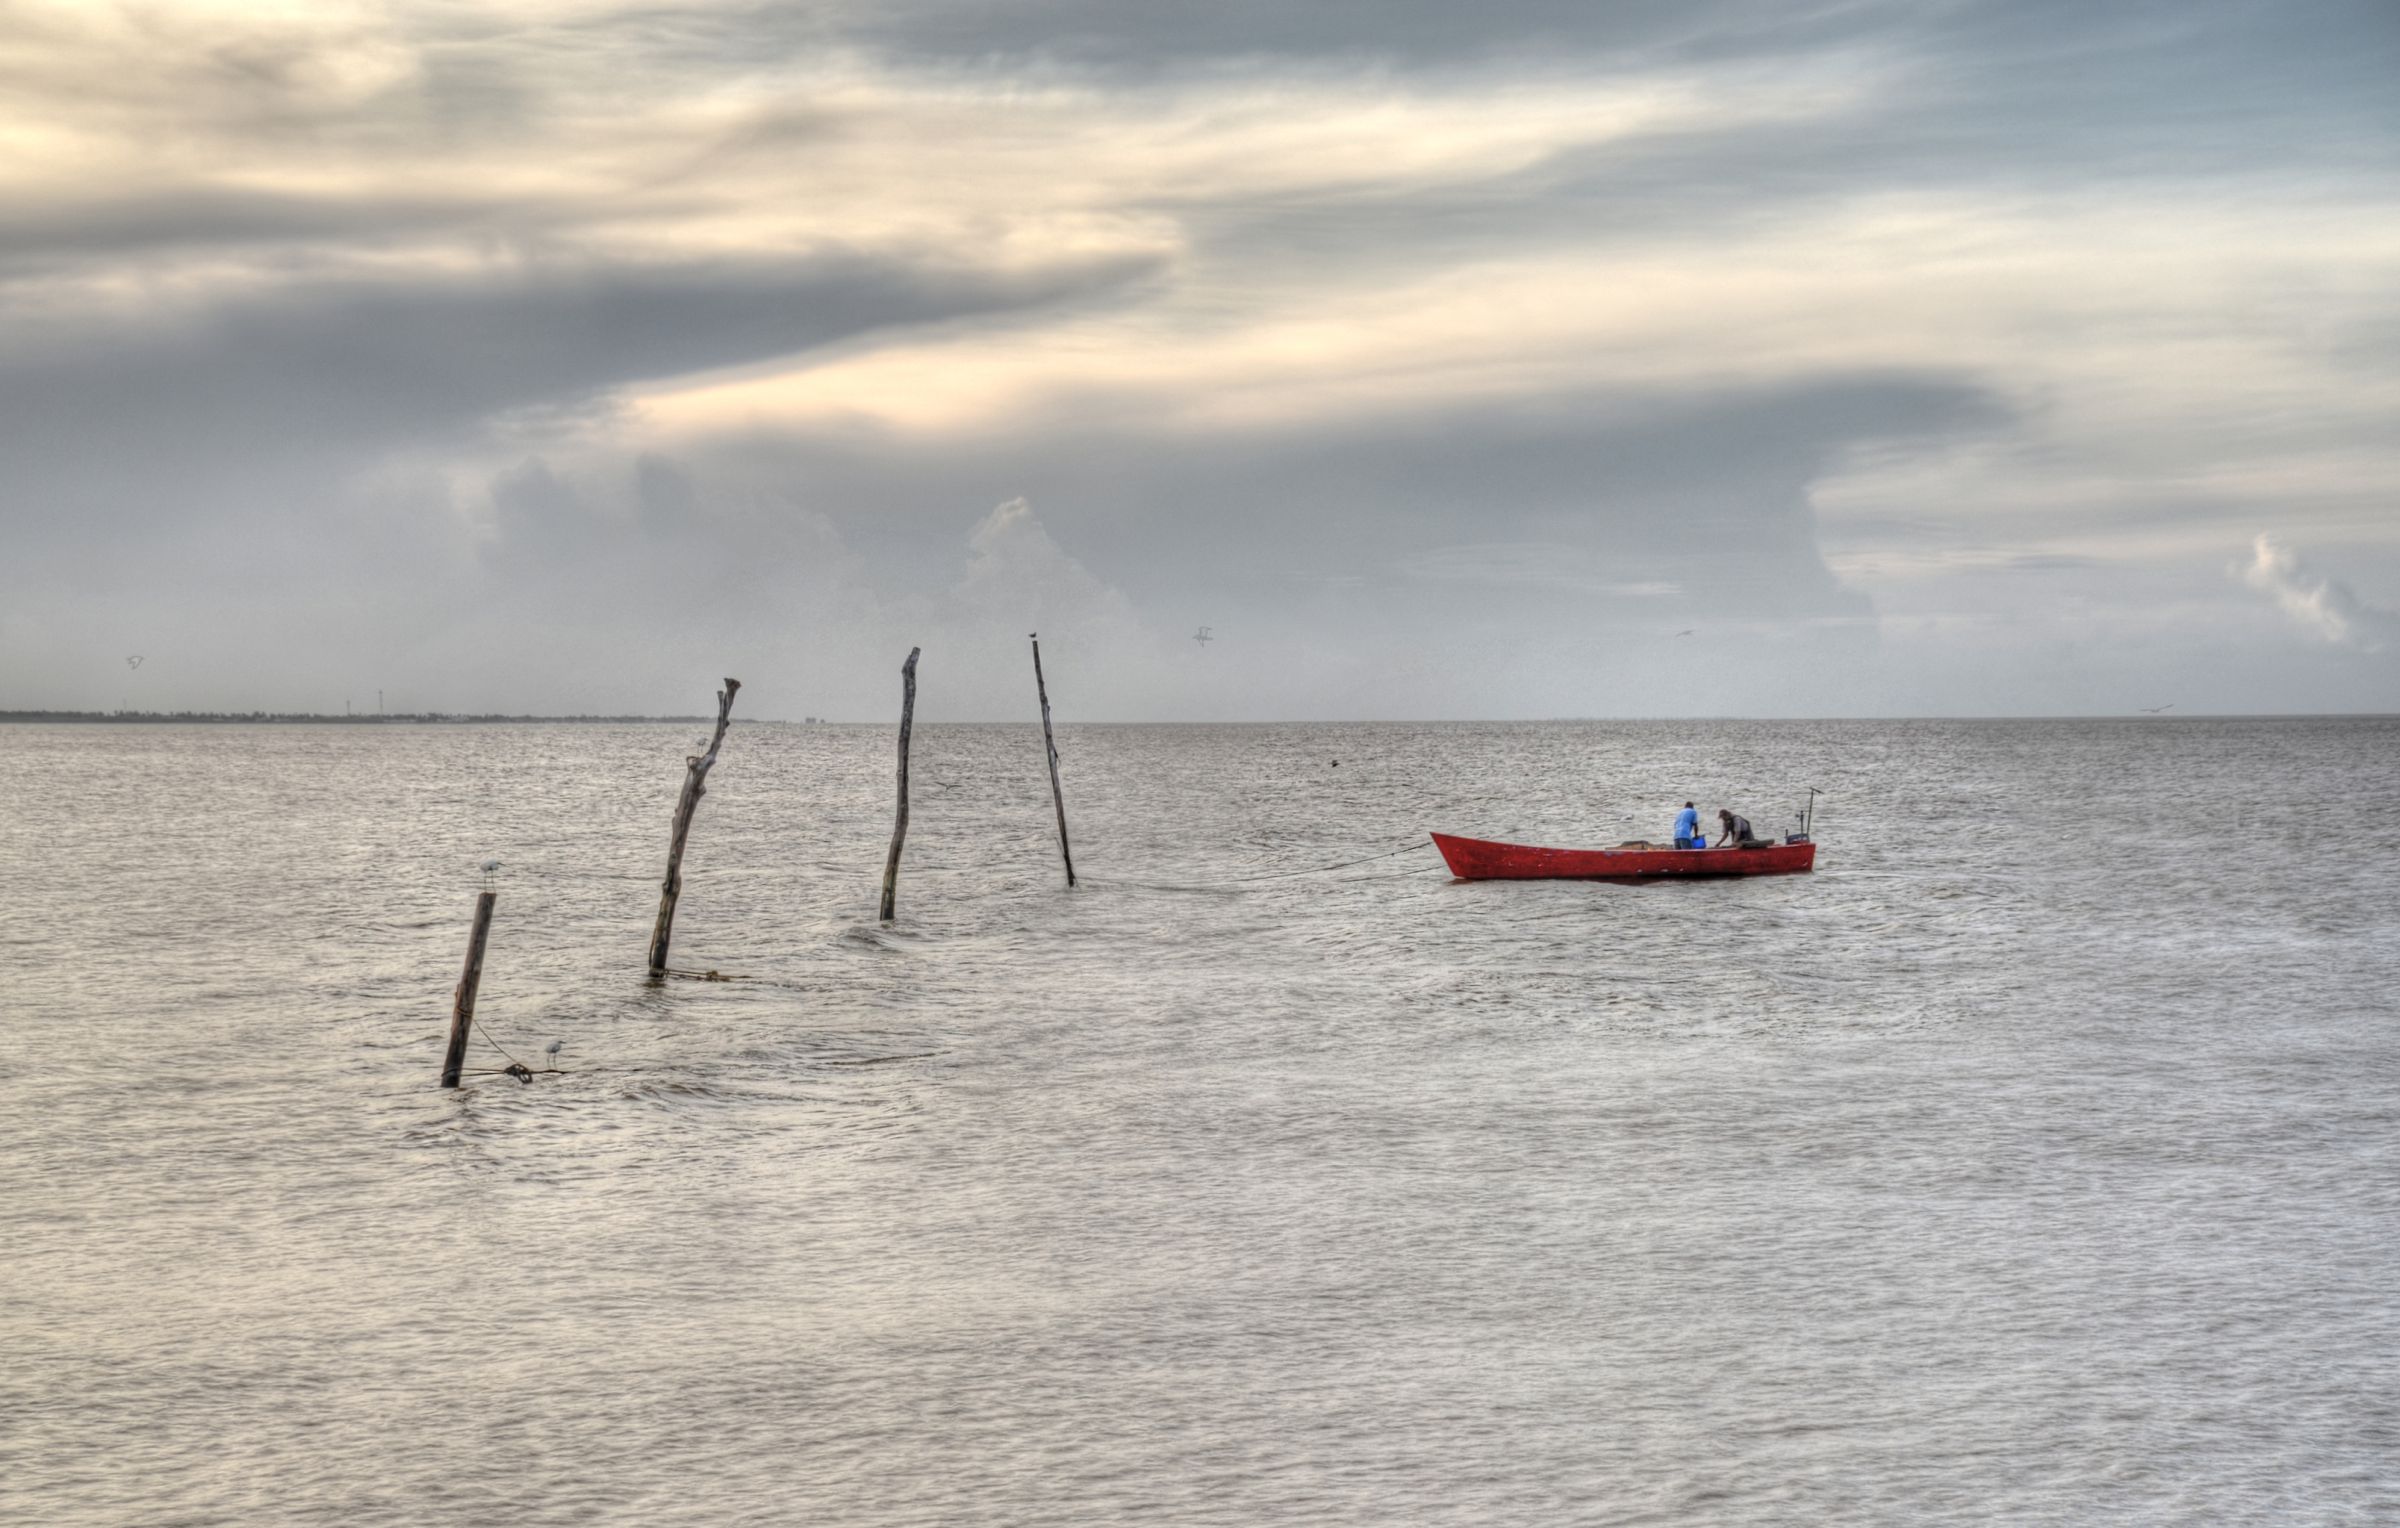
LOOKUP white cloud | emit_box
[2239,534,2397,652]
[906,496,1164,713]
[960,496,1139,631]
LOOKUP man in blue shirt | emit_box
[1672,801,1703,849]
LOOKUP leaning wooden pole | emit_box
[441,890,498,1088]
[648,677,741,975]
[1030,633,1076,888]
[879,647,920,922]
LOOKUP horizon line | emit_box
[5,709,2394,726]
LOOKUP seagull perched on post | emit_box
[545,1040,565,1070]
[480,858,501,890]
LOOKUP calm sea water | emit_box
[3,718,2396,1525]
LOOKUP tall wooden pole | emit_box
[1030,633,1076,888]
[441,890,497,1088]
[648,677,741,975]
[879,647,919,922]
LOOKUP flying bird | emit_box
[1672,630,1694,638]
[126,655,143,669]
[2139,704,2174,714]
[1193,626,1213,646]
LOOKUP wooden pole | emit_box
[441,890,497,1088]
[1030,633,1076,888]
[879,647,919,922]
[648,677,741,975]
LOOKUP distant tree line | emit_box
[0,710,722,724]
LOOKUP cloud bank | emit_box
[2,0,2396,715]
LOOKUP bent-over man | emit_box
[1714,808,1765,848]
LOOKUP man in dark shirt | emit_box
[1714,808,1764,847]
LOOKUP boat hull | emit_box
[1431,831,1816,882]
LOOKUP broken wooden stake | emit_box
[648,677,740,975]
[441,889,497,1088]
[879,647,920,922]
[1030,633,1076,888]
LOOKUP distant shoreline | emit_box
[0,710,771,725]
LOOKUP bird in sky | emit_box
[126,655,143,669]
[1672,629,1694,638]
[2139,704,2174,714]
[1194,625,1213,646]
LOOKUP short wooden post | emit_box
[648,677,741,975]
[879,647,919,922]
[441,890,497,1088]
[1030,633,1076,888]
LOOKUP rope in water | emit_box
[1216,837,1436,881]
[1084,836,1437,890]
[474,1017,527,1070]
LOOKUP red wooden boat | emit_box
[1430,831,1816,881]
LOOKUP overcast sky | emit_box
[3,0,2395,718]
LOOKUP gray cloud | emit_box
[792,0,2400,95]
[471,372,1998,593]
[0,367,1982,717]
[0,247,1163,542]
[699,0,1855,70]
[0,188,535,265]
[1166,0,2397,286]
[334,371,1986,717]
